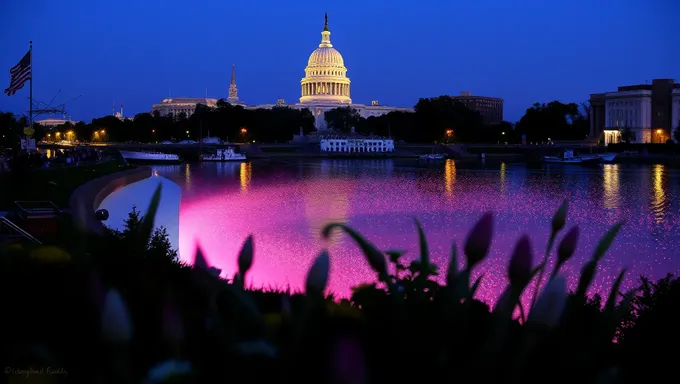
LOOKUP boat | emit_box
[119,150,181,164]
[542,150,601,164]
[419,153,446,161]
[597,153,617,162]
[201,147,246,162]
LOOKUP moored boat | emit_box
[119,150,182,164]
[597,153,617,162]
[419,153,446,161]
[201,147,246,162]
[543,150,601,164]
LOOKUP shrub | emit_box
[0,182,677,383]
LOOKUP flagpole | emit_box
[29,40,33,127]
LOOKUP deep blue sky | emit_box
[1,0,678,123]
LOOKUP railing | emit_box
[0,216,42,244]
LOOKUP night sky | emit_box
[1,0,678,123]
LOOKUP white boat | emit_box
[419,153,446,161]
[201,147,246,162]
[543,150,601,164]
[119,150,181,164]
[597,153,617,162]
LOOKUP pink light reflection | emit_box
[173,160,680,308]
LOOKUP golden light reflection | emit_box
[444,159,456,197]
[240,162,252,192]
[651,164,666,222]
[602,164,620,209]
[303,180,351,247]
[184,163,191,190]
[500,162,506,192]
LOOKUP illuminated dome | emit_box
[300,13,351,104]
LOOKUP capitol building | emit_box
[151,14,412,130]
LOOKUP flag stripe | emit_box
[4,49,31,96]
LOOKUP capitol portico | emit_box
[150,14,411,129]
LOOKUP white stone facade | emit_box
[151,98,218,117]
[320,138,395,153]
[277,14,411,130]
[603,90,653,143]
[673,89,680,136]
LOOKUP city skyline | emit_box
[1,0,678,122]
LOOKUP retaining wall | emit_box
[69,166,152,235]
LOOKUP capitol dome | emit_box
[300,13,351,105]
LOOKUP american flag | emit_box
[4,50,31,96]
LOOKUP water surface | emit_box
[150,160,680,305]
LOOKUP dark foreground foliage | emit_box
[0,185,678,384]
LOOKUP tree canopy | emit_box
[1,97,595,145]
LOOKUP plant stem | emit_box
[530,233,555,311]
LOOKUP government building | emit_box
[449,91,504,125]
[590,79,680,144]
[150,14,412,129]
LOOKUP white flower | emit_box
[528,275,567,327]
[101,288,133,343]
[144,360,193,384]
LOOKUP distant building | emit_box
[35,118,74,128]
[320,138,395,153]
[151,14,412,129]
[151,98,218,117]
[450,91,504,125]
[590,79,680,144]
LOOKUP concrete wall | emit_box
[69,166,152,235]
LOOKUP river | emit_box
[100,159,680,305]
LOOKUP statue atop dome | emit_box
[323,13,329,32]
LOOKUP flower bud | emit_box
[557,226,579,266]
[551,200,568,234]
[508,235,533,287]
[464,212,494,269]
[238,235,254,278]
[101,288,133,343]
[305,250,330,295]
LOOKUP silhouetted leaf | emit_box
[414,218,429,266]
[604,268,627,316]
[576,260,597,298]
[446,242,458,287]
[322,223,387,279]
[592,222,624,262]
[238,235,254,283]
[139,182,163,247]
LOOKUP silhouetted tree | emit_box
[324,106,361,133]
[516,101,586,142]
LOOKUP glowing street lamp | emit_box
[445,129,453,136]
[241,128,247,134]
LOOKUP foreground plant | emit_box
[0,182,662,384]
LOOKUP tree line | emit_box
[1,97,594,147]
